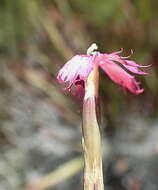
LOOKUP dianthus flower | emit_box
[57,44,150,190]
[57,43,149,94]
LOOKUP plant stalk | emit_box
[82,65,104,190]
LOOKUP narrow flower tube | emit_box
[82,64,104,190]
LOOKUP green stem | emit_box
[82,65,104,190]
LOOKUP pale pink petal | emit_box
[105,53,150,68]
[57,55,94,87]
[99,60,144,94]
[125,60,151,68]
[120,49,133,59]
[110,48,123,55]
[98,53,127,66]
[122,64,148,75]
[100,53,150,75]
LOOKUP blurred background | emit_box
[0,0,158,189]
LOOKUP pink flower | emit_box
[57,47,149,94]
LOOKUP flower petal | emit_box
[103,54,150,75]
[99,60,144,94]
[57,55,94,87]
[122,64,148,75]
[110,48,123,55]
[125,60,151,68]
[106,53,150,68]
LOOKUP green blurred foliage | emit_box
[69,0,122,25]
